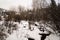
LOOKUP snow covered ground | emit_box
[5,20,60,40]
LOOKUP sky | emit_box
[0,0,59,10]
[0,0,32,10]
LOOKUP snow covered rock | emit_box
[45,34,60,40]
[27,24,42,40]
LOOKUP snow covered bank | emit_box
[6,20,60,40]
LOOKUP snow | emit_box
[6,20,60,40]
[6,20,41,40]
[28,24,41,40]
[0,21,4,25]
[45,34,60,40]
[6,20,29,40]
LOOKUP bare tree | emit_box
[33,0,49,9]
